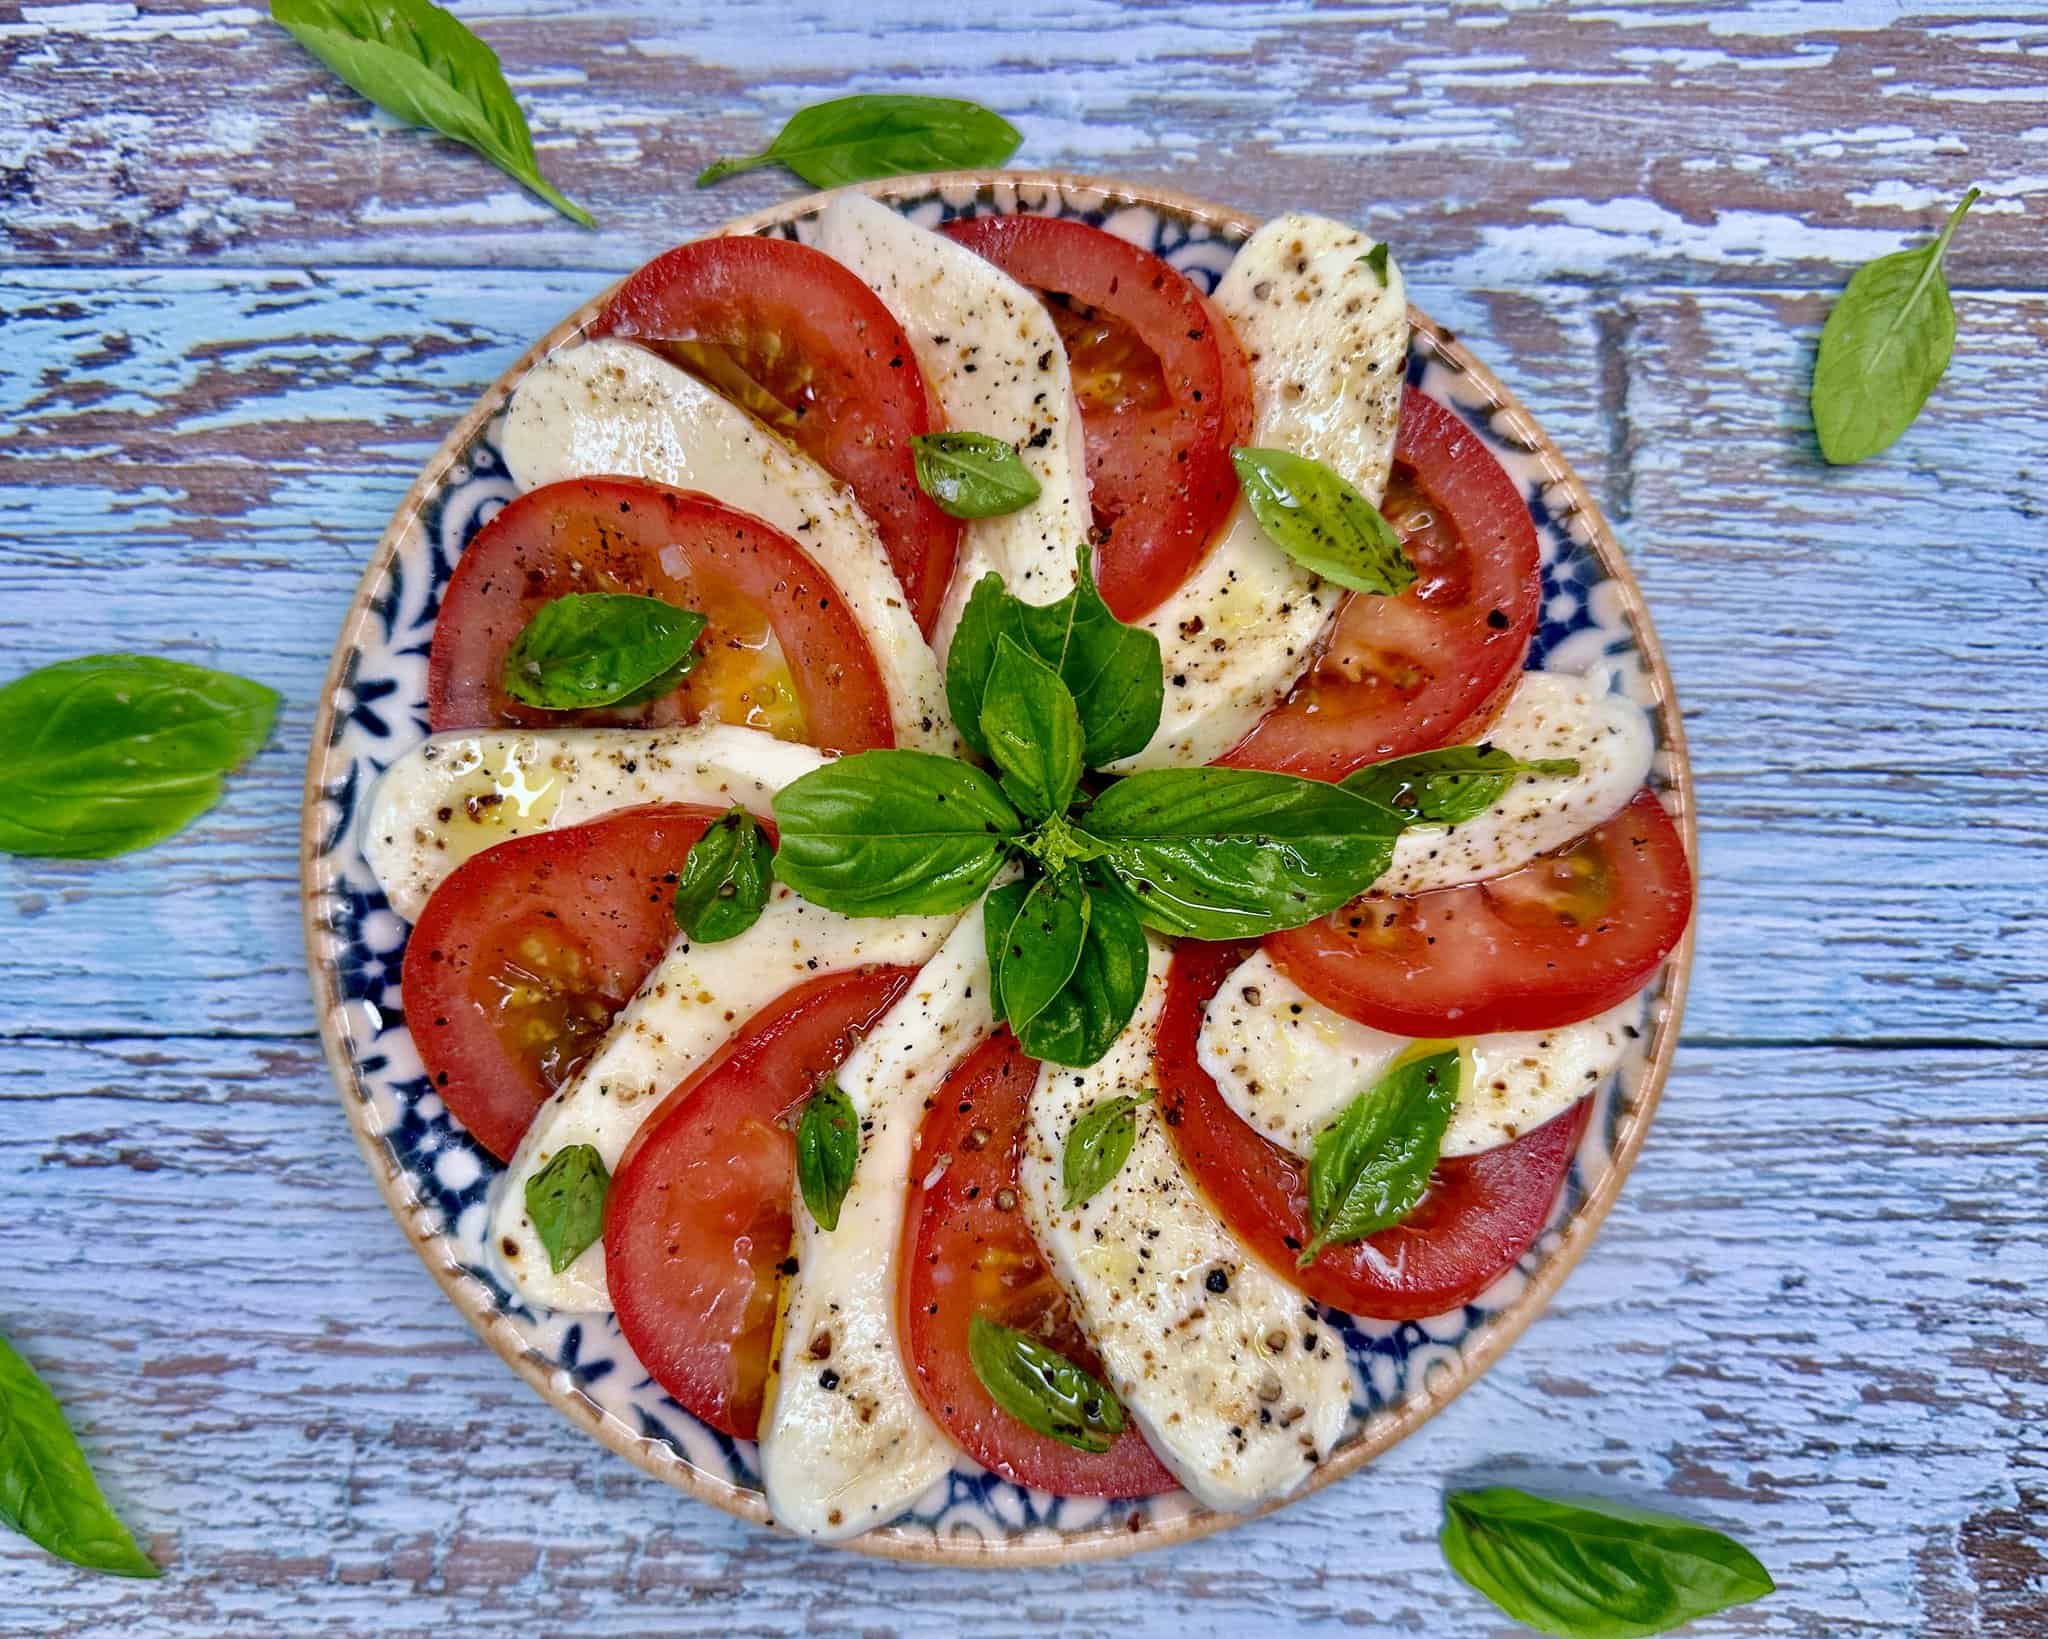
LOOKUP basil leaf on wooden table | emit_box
[500,592,706,711]
[1343,746,1580,828]
[1442,1486,1775,1638]
[270,0,594,226]
[772,750,1022,916]
[523,1144,610,1274]
[913,432,1043,519]
[697,93,1021,188]
[1300,1047,1460,1265]
[0,1337,157,1578]
[987,870,1090,1033]
[1233,446,1415,596]
[980,636,1084,821]
[0,654,278,859]
[1062,1091,1151,1210]
[967,1315,1126,1454]
[1081,768,1403,940]
[1813,187,1978,466]
[796,1080,860,1232]
[673,806,773,943]
[1012,873,1149,1070]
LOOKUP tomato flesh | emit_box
[399,805,722,1162]
[941,215,1253,622]
[1156,941,1588,1320]
[592,235,961,636]
[605,966,917,1440]
[899,1032,1177,1497]
[427,476,894,753]
[1222,387,1541,779]
[1267,788,1693,1037]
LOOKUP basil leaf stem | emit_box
[524,1144,611,1274]
[1342,746,1581,828]
[980,636,1084,821]
[967,1315,1126,1454]
[696,93,1020,188]
[500,592,706,711]
[912,432,1042,519]
[0,1338,157,1578]
[673,807,773,943]
[1232,446,1415,596]
[796,1079,860,1231]
[1301,1048,1460,1265]
[1061,1091,1151,1210]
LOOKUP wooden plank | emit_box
[0,1035,2039,1633]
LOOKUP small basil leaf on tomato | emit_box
[1300,1048,1459,1266]
[912,432,1043,519]
[1342,746,1581,828]
[673,806,772,943]
[1082,768,1402,940]
[966,1314,1126,1454]
[1232,446,1415,597]
[0,1336,158,1578]
[796,1079,860,1232]
[980,879,1032,1027]
[771,750,1022,917]
[1813,188,1977,466]
[0,654,278,860]
[1359,242,1392,287]
[980,637,1084,821]
[500,592,706,711]
[696,93,1020,189]
[1061,1090,1151,1211]
[1013,873,1149,1070]
[524,1143,611,1274]
[1441,1486,1775,1638]
[989,870,1089,1032]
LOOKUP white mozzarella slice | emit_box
[1197,948,1643,1159]
[816,192,1092,656]
[500,338,951,753]
[490,889,956,1313]
[1020,940,1350,1511]
[761,897,998,1540]
[1375,668,1653,897]
[1114,212,1409,771]
[362,724,823,921]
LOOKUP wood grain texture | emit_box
[2,0,2045,1632]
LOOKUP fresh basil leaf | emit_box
[0,654,278,859]
[796,1079,859,1232]
[1061,1091,1151,1210]
[946,550,1163,767]
[500,592,706,711]
[980,637,1084,821]
[0,1337,157,1578]
[1081,768,1402,940]
[967,1314,1126,1454]
[1813,188,1978,466]
[1300,1048,1459,1265]
[1020,812,1106,874]
[696,93,1021,188]
[1442,1487,1775,1639]
[1360,242,1392,287]
[980,879,1031,1027]
[912,432,1043,519]
[1013,873,1149,1069]
[524,1144,610,1274]
[771,750,1022,916]
[1342,746,1581,828]
[1232,446,1415,597]
[673,806,772,943]
[988,870,1089,1032]
[271,0,594,226]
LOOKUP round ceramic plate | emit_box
[302,172,1695,1564]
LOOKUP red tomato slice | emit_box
[427,476,894,753]
[899,1032,1177,1497]
[605,965,917,1440]
[591,235,961,636]
[399,805,722,1162]
[1221,387,1541,779]
[1267,787,1693,1037]
[1156,941,1588,1320]
[941,215,1253,621]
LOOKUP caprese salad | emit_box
[360,192,1693,1539]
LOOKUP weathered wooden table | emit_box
[3,3,2043,1634]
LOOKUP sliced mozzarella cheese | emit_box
[761,897,998,1540]
[816,192,1092,657]
[491,889,956,1313]
[1197,948,1643,1159]
[1376,668,1653,897]
[500,337,951,753]
[1113,212,1409,771]
[1020,939,1350,1511]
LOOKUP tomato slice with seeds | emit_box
[427,476,894,753]
[605,965,918,1441]
[1266,788,1693,1038]
[1221,387,1541,779]
[1156,941,1588,1321]
[941,214,1253,622]
[591,235,962,636]
[399,805,723,1162]
[900,1031,1176,1497]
